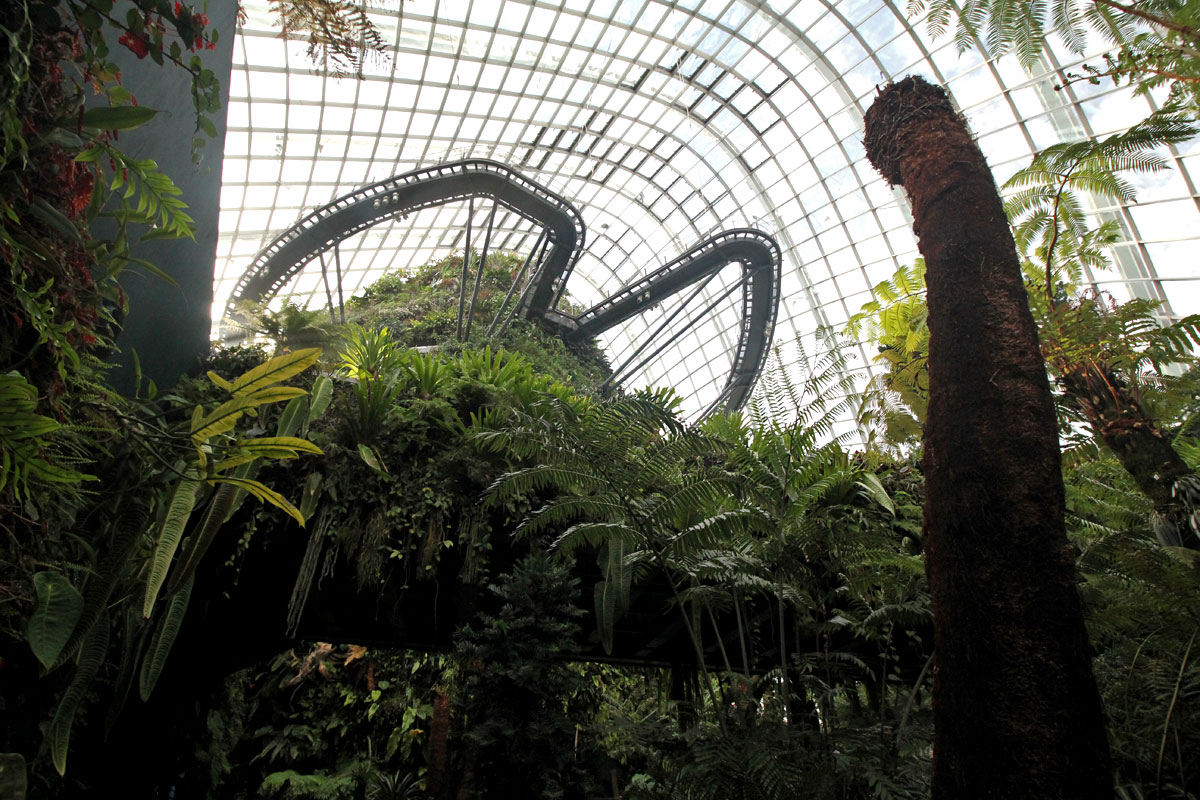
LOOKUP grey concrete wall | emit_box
[107,0,236,394]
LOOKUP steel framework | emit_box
[227,158,782,415]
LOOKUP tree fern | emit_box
[1003,109,1196,299]
[907,0,1200,112]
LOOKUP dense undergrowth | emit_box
[2,1,1199,799]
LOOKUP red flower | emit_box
[174,1,183,14]
[118,31,150,59]
[67,168,94,220]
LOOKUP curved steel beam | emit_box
[222,158,586,325]
[228,162,781,416]
[550,229,781,416]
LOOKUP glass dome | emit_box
[214,0,1200,430]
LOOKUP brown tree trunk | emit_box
[427,690,451,796]
[863,76,1112,799]
[1058,356,1199,548]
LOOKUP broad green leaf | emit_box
[143,479,200,617]
[306,375,333,424]
[856,472,894,514]
[358,444,388,474]
[28,199,82,244]
[220,462,259,524]
[24,457,94,484]
[230,348,321,397]
[234,436,322,455]
[167,484,237,598]
[190,396,253,443]
[27,572,83,671]
[211,453,259,472]
[244,386,308,405]
[275,395,306,438]
[300,471,323,522]
[74,145,103,163]
[81,105,158,131]
[1,415,61,437]
[214,436,322,470]
[107,85,133,105]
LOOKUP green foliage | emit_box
[138,574,193,701]
[261,768,360,799]
[844,261,929,449]
[344,251,611,389]
[1068,456,1200,796]
[1041,293,1200,405]
[848,111,1200,466]
[336,326,406,449]
[0,371,95,502]
[0,0,220,439]
[142,478,200,617]
[1004,110,1197,301]
[226,300,338,353]
[200,645,440,798]
[908,0,1200,112]
[11,350,329,780]
[452,555,603,799]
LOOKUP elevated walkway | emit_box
[227,159,782,416]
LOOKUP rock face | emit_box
[863,76,1113,800]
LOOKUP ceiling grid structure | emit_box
[215,0,1200,428]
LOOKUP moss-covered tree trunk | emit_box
[1058,354,1199,548]
[862,76,1112,799]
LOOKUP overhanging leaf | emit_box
[229,436,323,457]
[81,105,158,131]
[231,348,321,396]
[243,386,308,405]
[138,576,193,701]
[143,479,200,617]
[300,471,323,522]
[213,476,305,526]
[190,396,253,443]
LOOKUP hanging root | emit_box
[286,507,333,638]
